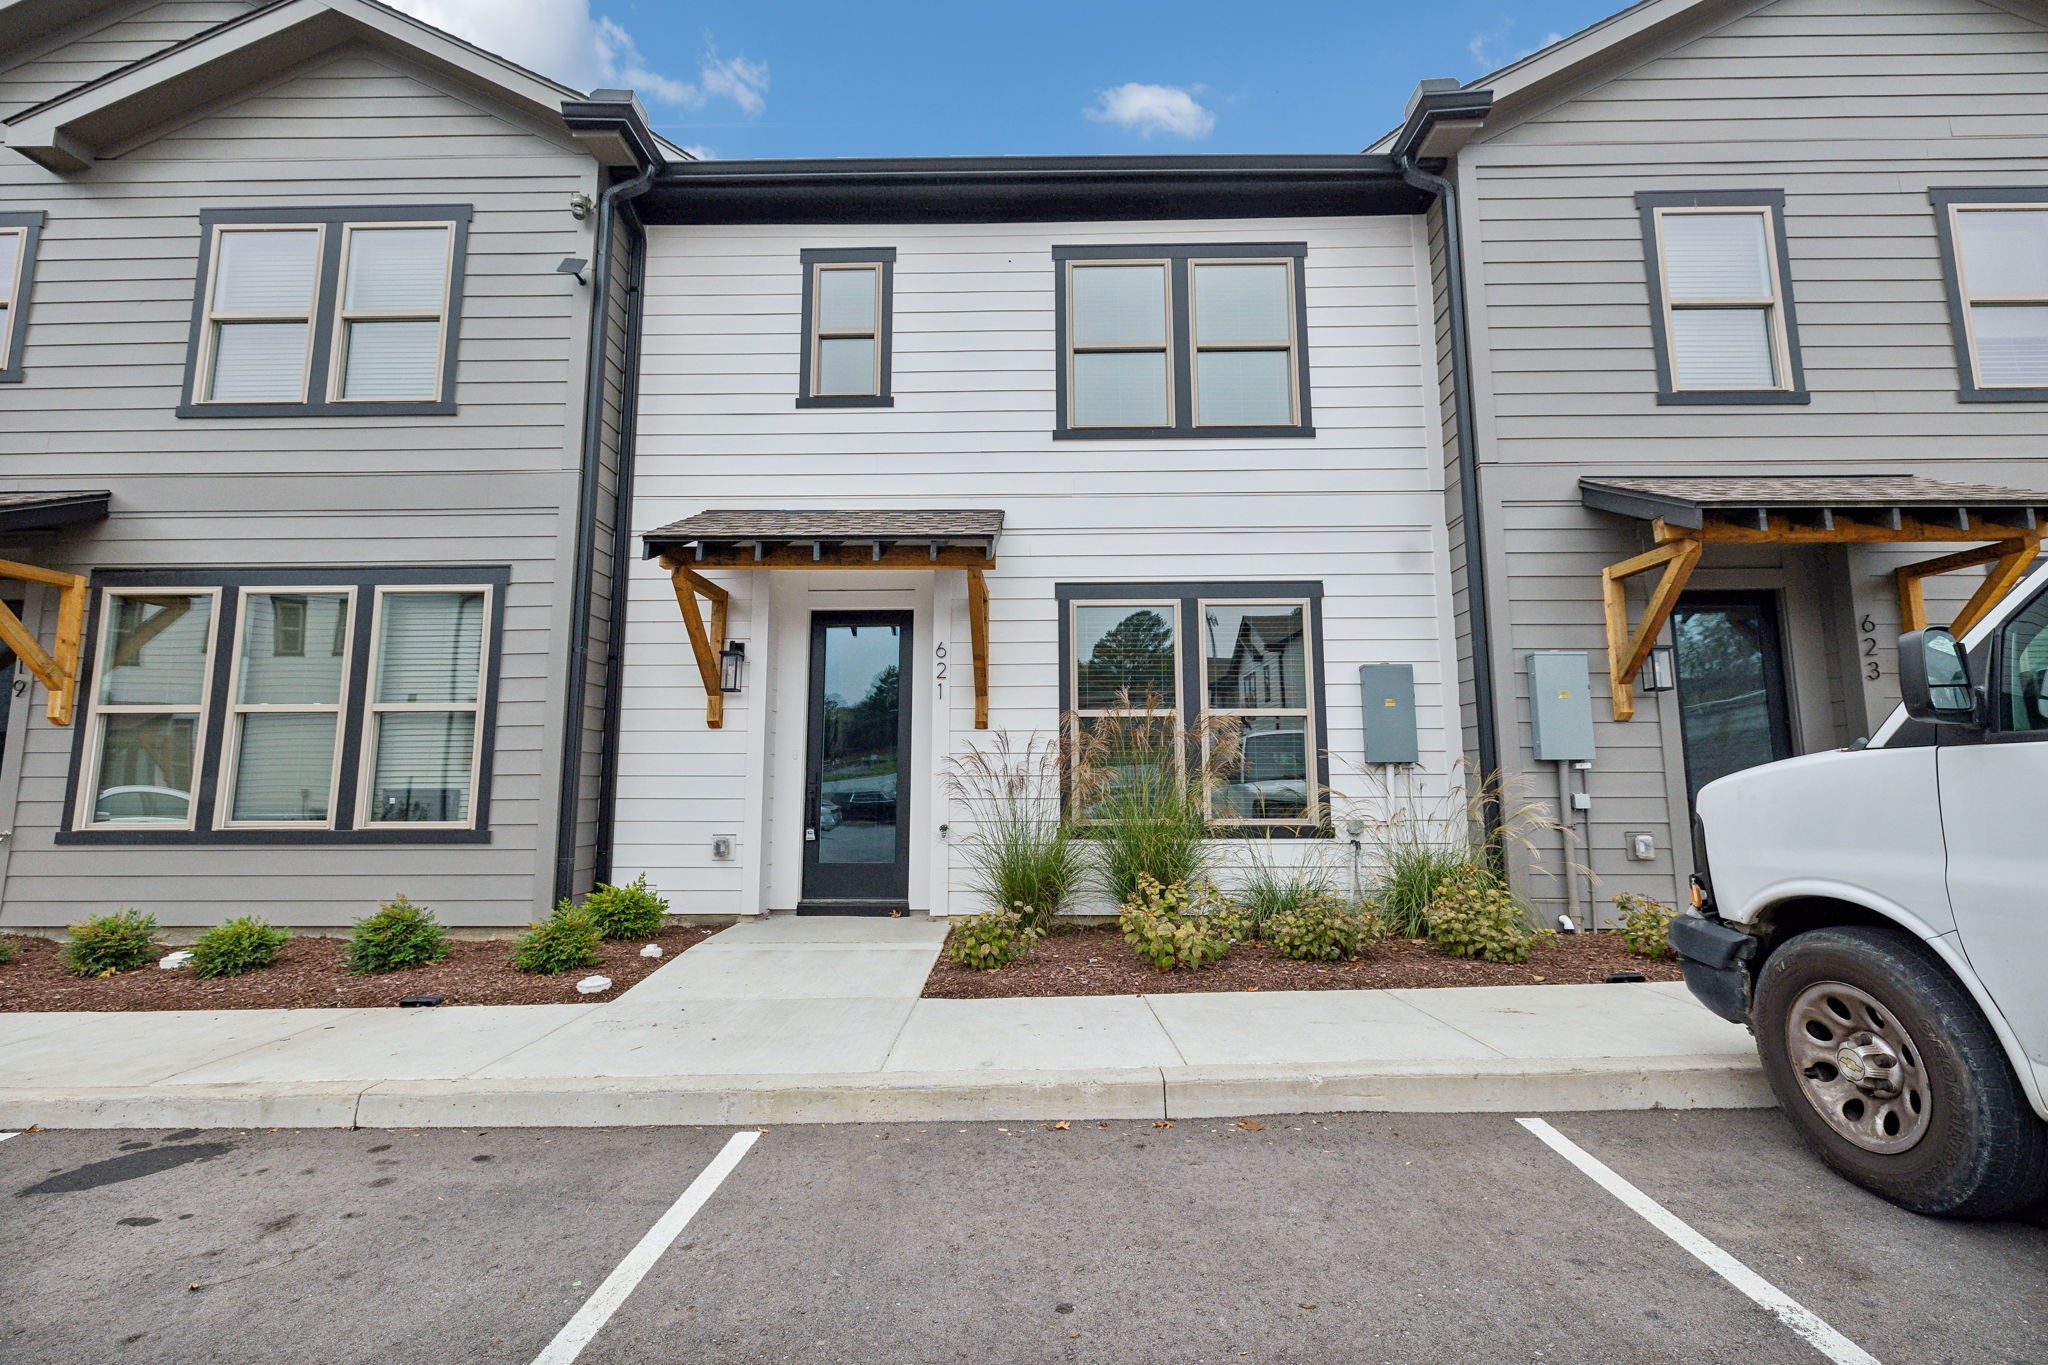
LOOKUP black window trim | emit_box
[177,204,472,419]
[1930,186,2048,404]
[1052,242,1315,439]
[797,246,895,408]
[58,564,509,845]
[1635,189,1810,406]
[0,209,43,384]
[1055,579,1331,836]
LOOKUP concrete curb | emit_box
[0,1054,1770,1129]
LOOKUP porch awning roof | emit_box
[1579,475,2048,533]
[0,490,111,534]
[642,508,1003,568]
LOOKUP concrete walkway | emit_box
[0,916,1768,1129]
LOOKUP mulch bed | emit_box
[0,924,718,1012]
[922,923,1682,999]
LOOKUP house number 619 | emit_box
[934,641,948,698]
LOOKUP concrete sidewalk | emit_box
[0,916,1768,1129]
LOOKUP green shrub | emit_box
[945,907,1043,970]
[1614,892,1677,959]
[1208,901,1264,943]
[512,903,604,974]
[61,908,160,977]
[1377,844,1474,939]
[1117,874,1232,971]
[1426,868,1541,964]
[1266,895,1380,963]
[0,936,16,966]
[1232,846,1341,941]
[344,895,450,975]
[581,874,669,940]
[189,917,291,978]
[947,733,1092,935]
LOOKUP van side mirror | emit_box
[1899,627,1979,727]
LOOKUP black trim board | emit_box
[796,247,895,408]
[57,565,509,847]
[1635,190,1810,407]
[0,210,43,384]
[1051,243,1314,440]
[177,205,472,419]
[1930,187,2048,405]
[0,491,110,534]
[1055,580,1332,837]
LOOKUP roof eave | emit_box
[561,87,664,171]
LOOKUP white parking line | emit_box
[0,1132,17,1143]
[1518,1118,1879,1365]
[530,1129,760,1365]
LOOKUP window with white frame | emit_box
[798,247,894,406]
[1059,584,1325,830]
[67,572,502,842]
[1935,192,2048,397]
[183,206,469,415]
[1055,244,1312,436]
[0,210,43,383]
[1638,193,1805,402]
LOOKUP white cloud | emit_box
[1468,19,1564,71]
[1084,83,1214,139]
[387,0,767,113]
[678,144,714,160]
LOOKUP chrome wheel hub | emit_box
[1787,981,1931,1154]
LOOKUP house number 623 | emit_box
[934,641,948,697]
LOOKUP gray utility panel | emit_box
[1359,663,1418,765]
[1527,651,1596,762]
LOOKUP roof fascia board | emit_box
[1385,81,1495,163]
[561,87,663,170]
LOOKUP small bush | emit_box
[0,936,16,966]
[1118,874,1232,971]
[1427,868,1542,964]
[947,733,1092,935]
[189,917,291,978]
[61,908,160,977]
[1232,846,1342,942]
[1208,901,1265,943]
[344,895,450,975]
[1377,844,1474,939]
[1614,892,1677,959]
[945,907,1043,970]
[513,903,604,974]
[582,874,669,940]
[1266,895,1380,963]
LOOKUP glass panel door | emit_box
[801,611,912,911]
[1672,591,1795,806]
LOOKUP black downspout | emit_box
[554,161,657,906]
[1398,155,1503,837]
[592,206,647,886]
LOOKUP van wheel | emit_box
[1753,926,2048,1218]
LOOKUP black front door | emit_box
[1671,590,1796,807]
[801,611,912,913]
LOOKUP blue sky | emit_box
[397,1,1625,158]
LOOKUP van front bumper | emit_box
[1667,912,1757,1026]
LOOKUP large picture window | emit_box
[1054,244,1312,438]
[66,568,505,844]
[1636,191,1806,404]
[1932,189,2048,401]
[1058,582,1327,830]
[181,206,469,417]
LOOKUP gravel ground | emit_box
[0,925,717,1012]
[923,924,1682,998]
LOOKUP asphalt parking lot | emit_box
[3,1109,2042,1364]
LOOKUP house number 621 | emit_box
[934,641,948,698]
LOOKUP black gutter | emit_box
[1397,153,1503,834]
[591,203,647,886]
[553,159,656,905]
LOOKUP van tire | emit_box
[1753,926,2048,1218]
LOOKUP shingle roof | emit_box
[1580,476,2048,530]
[642,508,1004,558]
[0,490,111,533]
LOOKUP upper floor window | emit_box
[1636,191,1807,405]
[1932,189,2048,401]
[798,247,894,407]
[0,210,43,384]
[1053,244,1313,438]
[180,206,470,417]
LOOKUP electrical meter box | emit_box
[1527,651,1596,762]
[1359,663,1418,765]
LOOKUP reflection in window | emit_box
[1997,591,2048,733]
[83,593,215,828]
[223,592,351,825]
[365,590,486,825]
[1203,603,1313,820]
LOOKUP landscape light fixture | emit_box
[1643,643,1678,693]
[719,640,746,694]
[556,256,589,285]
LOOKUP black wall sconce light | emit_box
[719,640,746,694]
[1643,643,1677,693]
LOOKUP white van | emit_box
[1674,561,2048,1218]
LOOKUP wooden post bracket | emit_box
[966,567,990,730]
[660,556,729,729]
[0,556,89,726]
[1601,535,1704,722]
[1896,534,2042,638]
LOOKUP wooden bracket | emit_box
[1601,535,1704,722]
[661,557,729,729]
[1896,534,2042,637]
[966,567,990,730]
[0,557,89,725]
